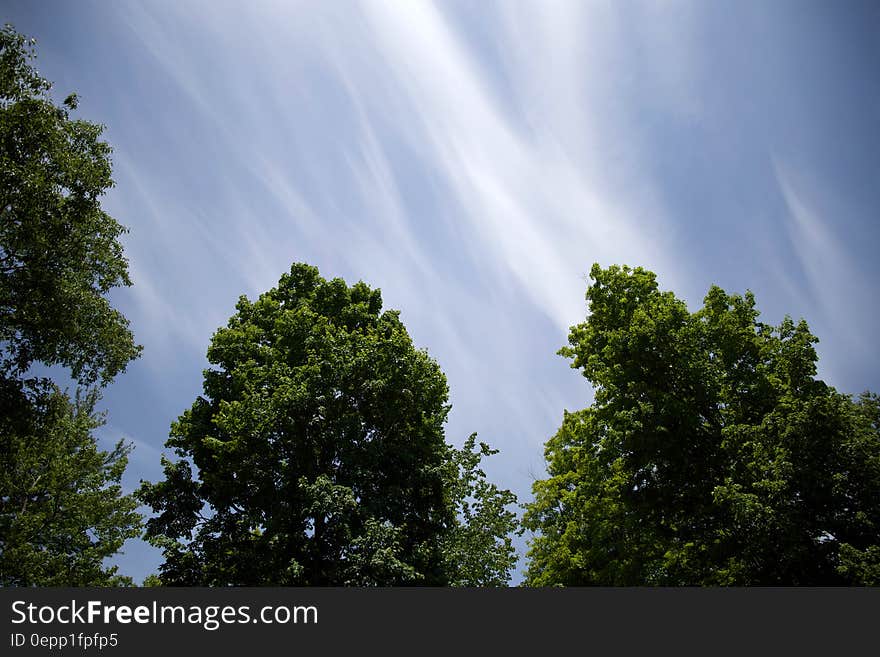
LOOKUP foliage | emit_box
[0,379,141,585]
[0,24,140,387]
[141,263,517,586]
[442,434,518,586]
[0,25,142,586]
[523,264,880,585]
[141,574,163,587]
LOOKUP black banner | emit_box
[0,588,875,654]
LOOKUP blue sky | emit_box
[5,0,879,584]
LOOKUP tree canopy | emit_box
[0,380,140,585]
[0,25,142,586]
[523,264,880,585]
[141,263,517,586]
[0,24,140,386]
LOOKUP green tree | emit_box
[0,380,140,585]
[0,25,142,586]
[523,264,880,586]
[442,434,518,586]
[1,25,140,386]
[140,263,517,586]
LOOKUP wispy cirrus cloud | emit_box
[774,160,874,382]
[349,0,680,329]
[112,1,687,346]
